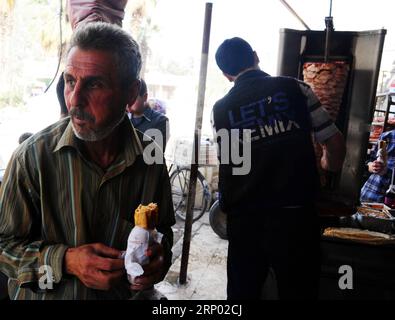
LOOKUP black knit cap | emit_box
[215,37,255,76]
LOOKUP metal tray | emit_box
[383,205,395,218]
[353,212,395,235]
[360,202,395,217]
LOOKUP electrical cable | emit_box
[44,0,63,93]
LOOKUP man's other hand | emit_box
[64,243,125,291]
[130,243,167,291]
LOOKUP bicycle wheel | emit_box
[170,166,210,222]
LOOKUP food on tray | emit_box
[356,206,392,219]
[369,117,395,142]
[361,202,385,210]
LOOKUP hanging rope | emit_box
[44,0,63,93]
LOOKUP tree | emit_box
[0,0,68,108]
[126,0,159,78]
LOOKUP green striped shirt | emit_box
[0,116,175,300]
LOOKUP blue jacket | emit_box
[130,107,169,151]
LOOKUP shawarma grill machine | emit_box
[277,18,386,215]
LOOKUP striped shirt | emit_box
[297,80,339,143]
[0,116,175,300]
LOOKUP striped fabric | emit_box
[297,80,340,143]
[360,130,395,203]
[0,116,175,300]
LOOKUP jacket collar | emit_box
[235,69,270,85]
[132,106,153,123]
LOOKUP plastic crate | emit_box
[166,137,218,166]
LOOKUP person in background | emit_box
[126,79,169,151]
[0,22,175,300]
[18,132,34,144]
[211,37,346,300]
[360,130,395,203]
[147,98,167,115]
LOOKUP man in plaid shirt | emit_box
[360,130,395,202]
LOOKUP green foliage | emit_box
[0,89,24,109]
[0,0,67,110]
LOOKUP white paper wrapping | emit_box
[377,146,388,176]
[124,226,163,284]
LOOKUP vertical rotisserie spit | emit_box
[303,61,350,185]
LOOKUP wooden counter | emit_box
[320,235,395,299]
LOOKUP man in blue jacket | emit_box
[212,37,346,300]
[126,79,169,151]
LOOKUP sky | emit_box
[152,0,395,75]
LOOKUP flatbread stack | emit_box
[323,227,395,245]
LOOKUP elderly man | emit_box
[0,22,175,300]
[56,0,129,119]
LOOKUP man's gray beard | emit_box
[71,111,126,142]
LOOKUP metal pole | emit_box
[179,2,213,285]
[324,17,333,62]
[278,0,311,30]
[380,71,385,93]
[324,0,334,62]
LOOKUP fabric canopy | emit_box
[67,0,128,30]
